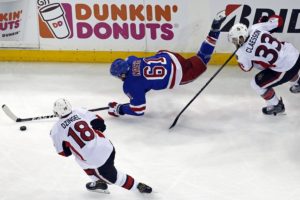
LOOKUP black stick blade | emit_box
[169,116,179,129]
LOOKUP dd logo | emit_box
[52,21,63,28]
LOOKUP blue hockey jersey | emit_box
[120,51,183,116]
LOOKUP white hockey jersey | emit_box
[50,108,113,169]
[236,16,299,72]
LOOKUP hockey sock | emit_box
[262,88,279,106]
[115,171,138,191]
[197,31,220,64]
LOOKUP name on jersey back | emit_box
[246,29,261,53]
[61,114,81,129]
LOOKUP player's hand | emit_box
[108,102,122,117]
[258,15,269,23]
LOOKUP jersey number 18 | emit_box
[68,121,104,148]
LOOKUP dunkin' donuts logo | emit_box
[38,0,72,39]
[38,1,178,40]
[0,9,23,38]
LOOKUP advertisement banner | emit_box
[0,0,27,41]
[0,0,299,54]
[37,0,191,51]
[210,0,300,52]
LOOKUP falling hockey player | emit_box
[228,15,300,115]
[107,10,227,117]
[50,98,152,194]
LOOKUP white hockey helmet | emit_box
[228,23,249,47]
[53,98,72,118]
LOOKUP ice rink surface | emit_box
[0,62,300,200]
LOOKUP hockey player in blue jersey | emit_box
[108,11,227,117]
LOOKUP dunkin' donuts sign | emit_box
[38,1,179,40]
[0,0,26,41]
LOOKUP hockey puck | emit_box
[20,126,27,131]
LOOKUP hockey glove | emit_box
[108,102,122,117]
[91,116,106,132]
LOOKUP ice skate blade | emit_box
[273,112,286,116]
[87,188,110,194]
[263,112,286,116]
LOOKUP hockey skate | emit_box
[262,98,285,115]
[211,10,227,31]
[137,183,152,194]
[86,180,110,194]
[290,83,300,93]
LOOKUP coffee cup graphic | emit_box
[39,3,70,39]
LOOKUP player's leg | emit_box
[251,70,285,115]
[288,56,300,93]
[84,169,109,193]
[178,10,227,85]
[96,149,152,193]
[197,10,227,64]
[290,74,300,93]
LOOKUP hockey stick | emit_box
[2,104,109,122]
[169,48,239,129]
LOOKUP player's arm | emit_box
[50,130,72,157]
[236,54,253,72]
[76,108,106,132]
[120,85,146,116]
[120,102,146,116]
[60,141,72,157]
[108,83,146,117]
[108,100,146,117]
[90,115,106,132]
[109,96,146,117]
[257,15,283,32]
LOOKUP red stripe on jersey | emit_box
[94,130,105,138]
[238,62,252,72]
[253,60,275,69]
[66,142,86,161]
[169,60,177,89]
[122,175,135,190]
[154,50,178,89]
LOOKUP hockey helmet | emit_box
[110,59,130,78]
[228,23,249,47]
[53,98,72,118]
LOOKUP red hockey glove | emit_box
[108,102,122,117]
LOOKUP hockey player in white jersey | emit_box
[50,99,152,194]
[228,15,300,115]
